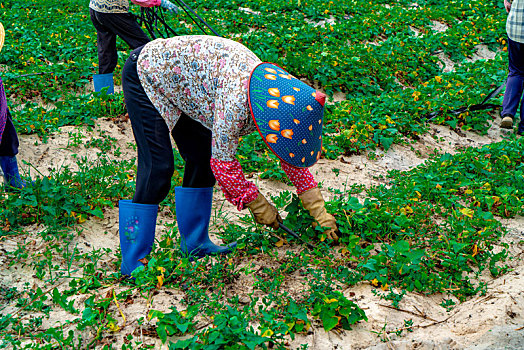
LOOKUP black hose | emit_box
[138,0,221,39]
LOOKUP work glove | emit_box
[160,0,180,13]
[246,193,282,230]
[299,187,339,242]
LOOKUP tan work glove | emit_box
[246,192,283,230]
[299,187,339,242]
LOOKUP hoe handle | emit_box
[278,223,316,250]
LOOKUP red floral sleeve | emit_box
[280,161,317,194]
[210,158,317,210]
[210,158,259,211]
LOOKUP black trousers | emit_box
[122,46,216,205]
[89,9,150,75]
[0,109,19,157]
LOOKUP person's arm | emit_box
[160,0,179,12]
[131,0,179,12]
[280,161,339,241]
[130,0,160,7]
[210,158,259,211]
[280,161,317,194]
[210,158,282,230]
[505,0,512,13]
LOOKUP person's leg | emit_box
[170,115,235,258]
[122,47,174,205]
[518,41,524,134]
[119,46,174,276]
[0,109,24,189]
[95,12,150,51]
[501,37,524,128]
[0,109,19,157]
[90,9,118,75]
[171,114,216,188]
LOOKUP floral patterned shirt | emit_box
[89,0,129,13]
[89,0,160,14]
[137,35,317,209]
[137,35,260,162]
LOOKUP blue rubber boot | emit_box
[93,73,114,95]
[0,156,25,189]
[119,200,158,276]
[175,187,236,259]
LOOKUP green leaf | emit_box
[380,136,394,150]
[393,240,410,253]
[414,279,423,290]
[320,308,339,331]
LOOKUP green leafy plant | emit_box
[310,291,367,331]
[149,306,198,343]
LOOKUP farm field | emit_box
[1,0,524,349]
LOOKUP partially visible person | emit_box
[89,0,179,94]
[0,23,26,189]
[501,0,524,135]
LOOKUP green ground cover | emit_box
[0,0,521,348]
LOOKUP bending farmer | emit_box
[119,35,338,276]
[89,0,179,93]
[0,23,26,189]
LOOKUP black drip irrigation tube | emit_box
[137,7,178,40]
[423,82,505,121]
[138,0,221,39]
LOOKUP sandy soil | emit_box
[2,104,522,350]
